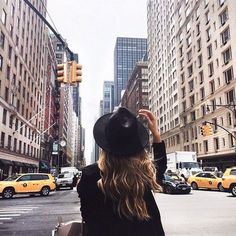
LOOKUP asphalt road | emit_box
[0,187,81,236]
[155,189,236,236]
[0,188,235,236]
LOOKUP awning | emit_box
[31,164,38,168]
[13,161,25,167]
[0,159,13,166]
[24,163,33,168]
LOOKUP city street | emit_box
[0,189,235,236]
[0,188,81,236]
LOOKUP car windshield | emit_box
[182,162,200,169]
[164,175,176,183]
[3,175,21,181]
[58,173,73,178]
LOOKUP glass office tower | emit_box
[114,37,147,106]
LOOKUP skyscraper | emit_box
[102,81,114,115]
[114,37,147,106]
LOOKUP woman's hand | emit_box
[138,109,161,143]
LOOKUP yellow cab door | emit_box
[29,174,44,192]
[195,172,206,188]
[15,174,33,193]
[208,173,218,189]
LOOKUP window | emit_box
[187,50,192,62]
[181,73,185,84]
[186,21,191,33]
[207,44,212,59]
[226,89,235,104]
[1,132,5,147]
[196,23,200,35]
[189,80,194,92]
[182,87,186,98]
[203,140,208,153]
[205,11,210,24]
[221,27,230,45]
[190,95,195,106]
[199,71,204,84]
[200,88,205,100]
[5,87,9,102]
[198,54,202,68]
[197,38,201,51]
[191,111,196,121]
[1,9,7,25]
[209,80,215,94]
[0,32,5,49]
[214,138,219,150]
[208,62,214,76]
[219,8,228,26]
[224,67,234,84]
[206,27,211,41]
[222,47,232,64]
[188,64,193,77]
[7,135,11,149]
[0,54,3,70]
[2,109,7,125]
[219,0,225,6]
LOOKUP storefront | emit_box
[0,159,13,180]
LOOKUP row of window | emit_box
[0,131,39,158]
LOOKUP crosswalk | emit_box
[0,205,40,225]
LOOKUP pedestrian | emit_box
[77,107,167,236]
[72,174,78,187]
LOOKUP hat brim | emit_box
[93,112,149,157]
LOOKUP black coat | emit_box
[78,142,167,236]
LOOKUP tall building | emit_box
[121,61,149,115]
[147,0,236,170]
[176,0,236,169]
[102,81,114,115]
[0,0,48,179]
[147,0,180,152]
[114,37,147,106]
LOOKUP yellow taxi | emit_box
[222,167,236,196]
[0,173,56,199]
[188,172,224,191]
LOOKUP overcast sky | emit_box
[47,0,147,164]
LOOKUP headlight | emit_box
[170,182,176,187]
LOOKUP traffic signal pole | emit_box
[23,0,74,61]
[204,121,236,141]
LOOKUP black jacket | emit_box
[78,142,167,236]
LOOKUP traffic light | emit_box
[56,63,68,83]
[200,124,213,136]
[70,61,82,84]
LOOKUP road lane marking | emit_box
[0,214,21,217]
[0,218,12,220]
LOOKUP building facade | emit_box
[114,37,147,107]
[147,0,236,170]
[0,0,48,179]
[147,0,181,153]
[121,61,149,116]
[102,81,114,115]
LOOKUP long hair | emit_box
[97,150,162,221]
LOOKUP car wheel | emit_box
[40,186,50,196]
[165,186,172,194]
[2,188,14,199]
[56,186,60,191]
[191,182,198,190]
[231,185,236,197]
[218,183,224,192]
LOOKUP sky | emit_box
[47,0,147,164]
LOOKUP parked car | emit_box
[0,173,56,199]
[55,172,74,190]
[162,174,191,194]
[188,172,224,191]
[202,167,223,177]
[222,167,236,196]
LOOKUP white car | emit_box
[56,172,74,190]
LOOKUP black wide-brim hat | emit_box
[93,107,149,157]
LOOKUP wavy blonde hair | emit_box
[97,150,162,221]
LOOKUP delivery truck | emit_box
[167,151,202,180]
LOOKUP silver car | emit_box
[56,172,74,190]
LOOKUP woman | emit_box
[78,107,167,236]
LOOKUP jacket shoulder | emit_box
[82,163,100,179]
